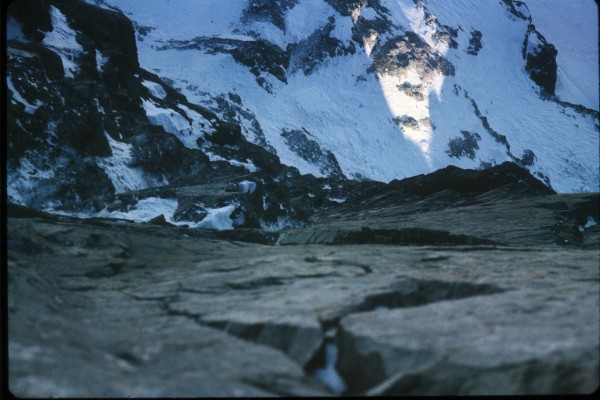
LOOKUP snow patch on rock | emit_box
[97,197,178,222]
[95,49,109,74]
[7,156,56,205]
[43,6,83,78]
[191,204,236,230]
[238,180,257,194]
[96,133,152,193]
[7,76,43,114]
[142,99,202,149]
[141,80,167,99]
[206,152,259,173]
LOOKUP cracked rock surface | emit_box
[7,207,599,396]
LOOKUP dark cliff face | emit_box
[7,0,145,207]
[6,0,339,227]
[5,0,290,213]
[8,0,140,108]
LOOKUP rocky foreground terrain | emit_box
[7,165,600,397]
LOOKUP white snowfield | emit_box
[87,0,597,194]
[525,0,599,111]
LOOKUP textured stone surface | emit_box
[339,253,599,394]
[7,212,599,396]
[278,188,599,247]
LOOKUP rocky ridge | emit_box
[7,157,600,395]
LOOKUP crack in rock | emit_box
[305,277,505,395]
[304,325,348,395]
[201,317,323,368]
[354,278,504,312]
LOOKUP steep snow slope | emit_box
[86,0,598,192]
[424,0,599,192]
[525,0,598,110]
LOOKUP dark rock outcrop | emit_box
[52,0,140,75]
[523,24,558,96]
[6,0,147,206]
[369,31,455,78]
[6,0,299,215]
[501,0,532,22]
[289,16,357,75]
[281,128,345,179]
[446,130,481,159]
[241,0,299,31]
[466,30,483,55]
[389,162,555,196]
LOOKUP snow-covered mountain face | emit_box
[5,0,599,228]
[84,0,598,193]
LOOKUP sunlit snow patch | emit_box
[373,0,452,167]
[377,67,445,167]
[43,6,83,78]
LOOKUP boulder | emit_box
[340,280,598,395]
